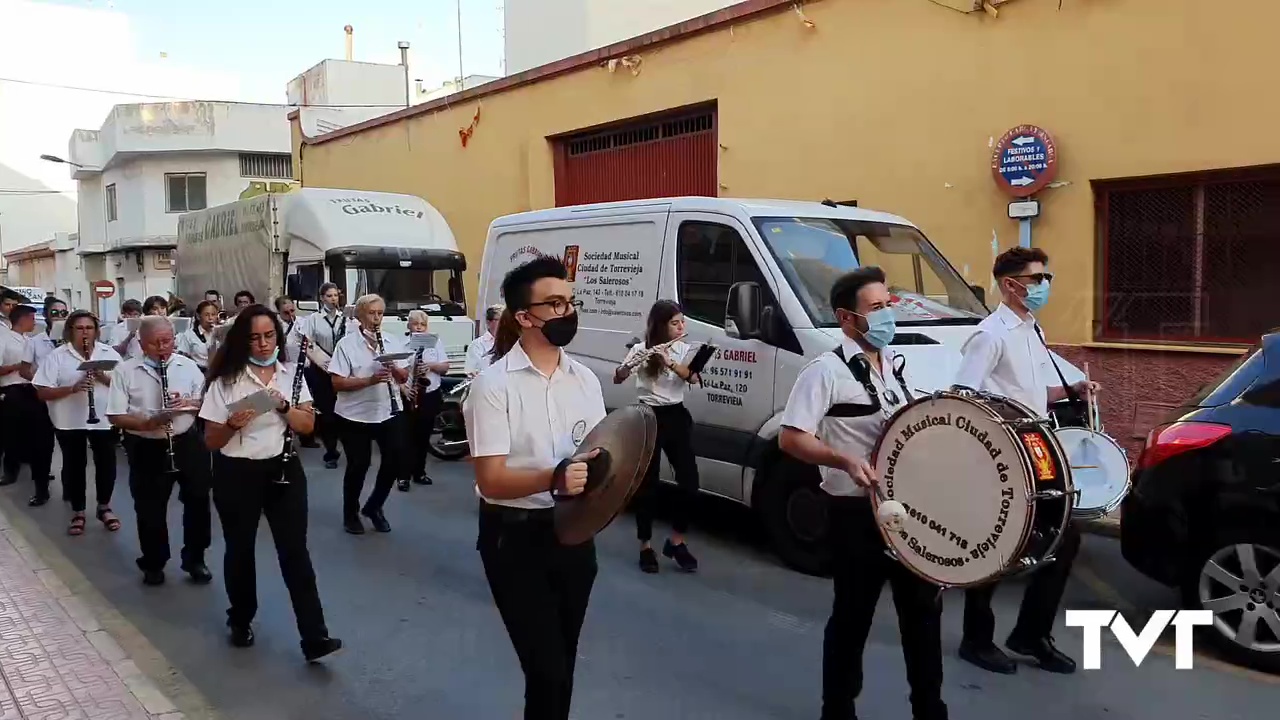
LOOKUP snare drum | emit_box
[870,390,1075,588]
[1055,427,1130,520]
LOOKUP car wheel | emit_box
[756,452,831,577]
[1182,536,1280,674]
[427,405,469,461]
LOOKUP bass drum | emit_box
[870,390,1075,588]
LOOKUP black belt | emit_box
[479,500,553,524]
[129,428,196,443]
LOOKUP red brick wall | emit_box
[1050,345,1237,456]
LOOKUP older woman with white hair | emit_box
[397,309,450,491]
[464,304,504,375]
[328,294,412,535]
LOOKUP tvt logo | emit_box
[1065,609,1213,669]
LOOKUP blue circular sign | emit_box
[991,125,1058,198]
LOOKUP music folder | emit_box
[77,360,118,372]
[407,333,439,352]
[228,389,280,415]
[375,352,413,363]
[685,343,718,375]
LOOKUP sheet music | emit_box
[407,333,439,352]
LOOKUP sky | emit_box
[0,0,506,251]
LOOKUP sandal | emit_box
[68,515,86,536]
[96,508,122,532]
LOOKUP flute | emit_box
[83,338,100,425]
[157,358,179,474]
[620,333,687,371]
[277,336,309,485]
[373,330,402,416]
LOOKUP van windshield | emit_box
[753,217,988,326]
[351,268,467,316]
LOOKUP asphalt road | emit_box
[0,445,1275,720]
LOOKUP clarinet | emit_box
[277,336,309,485]
[83,338,100,424]
[157,358,179,473]
[374,330,403,416]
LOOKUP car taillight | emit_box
[1136,422,1231,471]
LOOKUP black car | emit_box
[1121,331,1280,673]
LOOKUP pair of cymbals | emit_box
[554,404,658,546]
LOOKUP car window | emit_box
[1188,344,1264,407]
[676,221,770,327]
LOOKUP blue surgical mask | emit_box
[143,356,168,370]
[858,308,897,349]
[1023,280,1051,312]
[248,349,279,367]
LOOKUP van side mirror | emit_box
[970,283,986,306]
[726,281,762,339]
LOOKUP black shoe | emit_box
[302,637,343,663]
[959,641,1017,674]
[182,560,213,585]
[0,474,17,487]
[362,509,391,533]
[229,625,255,648]
[1006,634,1077,674]
[141,570,165,587]
[412,475,432,486]
[344,517,365,535]
[639,547,659,574]
[397,479,411,492]
[662,539,698,572]
[324,459,339,470]
[28,494,49,507]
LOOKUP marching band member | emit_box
[19,297,68,500]
[0,305,47,491]
[109,299,143,359]
[779,267,948,720]
[199,304,342,662]
[106,316,214,587]
[33,311,122,535]
[464,256,603,720]
[24,297,68,370]
[232,291,255,316]
[464,304,503,375]
[0,289,23,482]
[177,300,219,372]
[299,283,350,468]
[953,246,1096,676]
[329,294,411,535]
[0,288,20,329]
[613,300,701,573]
[274,296,303,364]
[399,310,450,491]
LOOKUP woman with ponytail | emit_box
[612,299,702,574]
[487,306,523,364]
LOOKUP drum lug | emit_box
[1030,489,1070,502]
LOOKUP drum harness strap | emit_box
[824,347,914,418]
[1033,324,1085,422]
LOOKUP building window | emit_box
[1097,166,1280,344]
[105,184,118,222]
[239,153,293,179]
[675,221,769,327]
[165,173,207,213]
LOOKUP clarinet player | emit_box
[33,311,123,536]
[329,294,411,535]
[299,283,350,469]
[199,305,342,662]
[399,309,449,491]
[106,316,214,587]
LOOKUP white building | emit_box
[1,232,89,309]
[62,101,294,319]
[503,0,739,74]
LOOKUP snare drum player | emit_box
[779,267,948,720]
[952,246,1098,676]
[199,305,342,662]
[106,317,214,587]
[613,300,701,573]
[464,256,603,720]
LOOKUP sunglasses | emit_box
[1010,273,1054,285]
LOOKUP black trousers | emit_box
[55,429,118,512]
[478,502,597,720]
[125,430,212,572]
[1,385,54,492]
[304,365,341,459]
[339,415,402,520]
[633,402,700,542]
[404,388,442,480]
[823,496,947,720]
[212,453,329,642]
[962,521,1082,645]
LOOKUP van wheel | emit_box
[756,452,831,577]
[428,405,470,461]
[1180,530,1280,674]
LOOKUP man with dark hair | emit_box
[463,255,604,720]
[1,305,54,492]
[953,246,1098,676]
[779,267,947,720]
[233,291,255,312]
[204,290,221,307]
[0,288,24,329]
[110,298,145,359]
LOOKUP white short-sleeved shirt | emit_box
[465,331,495,373]
[301,309,356,357]
[280,319,304,366]
[780,336,911,497]
[463,341,607,510]
[623,339,693,406]
[32,342,122,431]
[105,354,205,438]
[22,333,60,371]
[199,364,313,460]
[329,330,411,424]
[0,327,30,388]
[952,303,1052,420]
[177,326,212,368]
[109,320,142,359]
[406,335,449,395]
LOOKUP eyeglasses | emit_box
[1010,273,1054,285]
[48,309,69,318]
[526,297,584,317]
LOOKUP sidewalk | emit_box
[0,507,184,720]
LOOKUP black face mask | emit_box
[538,312,579,347]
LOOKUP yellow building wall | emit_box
[292,0,1280,345]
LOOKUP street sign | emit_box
[92,280,115,298]
[1008,200,1040,219]
[992,125,1058,198]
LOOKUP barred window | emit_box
[1097,167,1280,345]
[239,153,293,179]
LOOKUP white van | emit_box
[477,197,1083,574]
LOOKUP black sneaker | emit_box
[639,547,659,574]
[959,641,1017,674]
[181,556,213,584]
[662,540,698,572]
[412,475,432,486]
[397,479,411,492]
[302,637,343,663]
[362,509,391,533]
[28,493,49,507]
[229,625,255,648]
[344,517,365,535]
[141,570,165,587]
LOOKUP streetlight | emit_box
[39,154,89,169]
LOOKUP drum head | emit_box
[1056,428,1129,518]
[872,394,1036,587]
